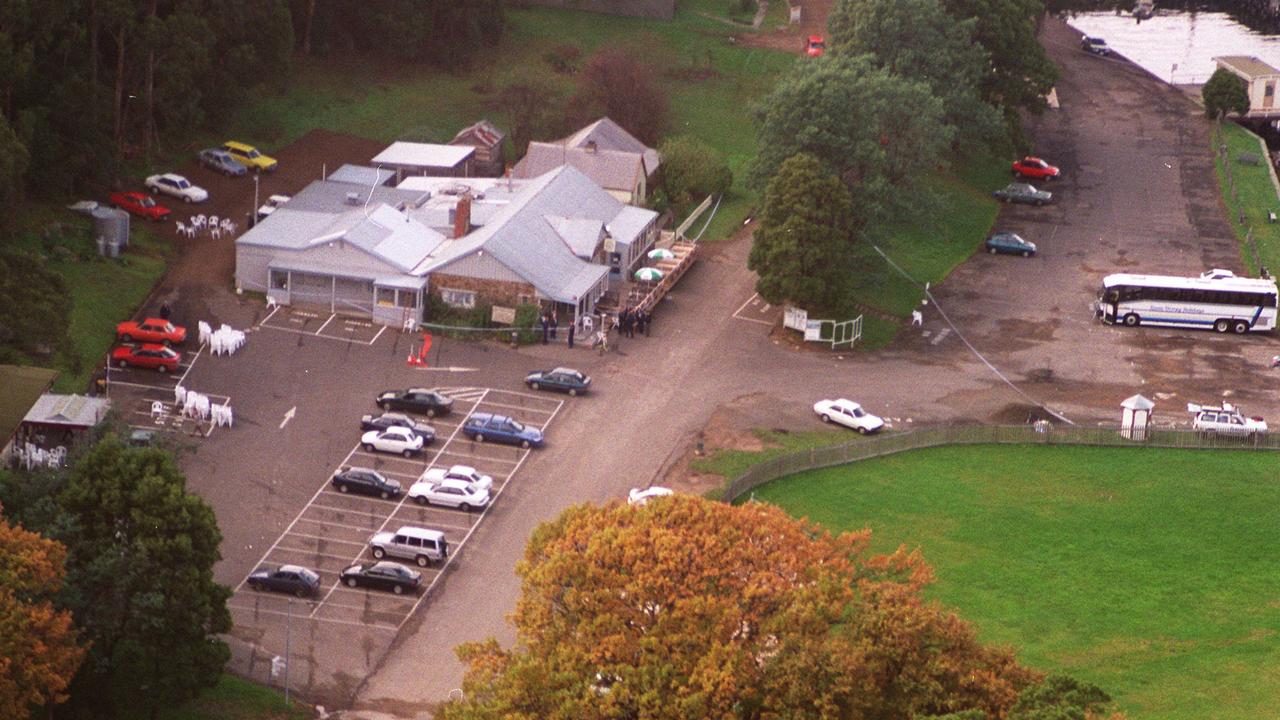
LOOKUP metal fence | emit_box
[719,424,1280,503]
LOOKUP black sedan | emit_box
[331,466,402,499]
[984,232,1037,257]
[376,388,454,417]
[246,564,321,598]
[525,367,591,396]
[340,561,421,594]
[991,182,1052,206]
[359,412,436,443]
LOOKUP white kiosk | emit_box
[1120,394,1154,441]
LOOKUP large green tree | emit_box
[748,153,860,312]
[828,0,1005,151]
[1202,67,1250,119]
[748,53,949,223]
[656,136,732,216]
[436,496,1038,720]
[56,438,231,720]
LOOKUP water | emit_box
[1067,9,1280,84]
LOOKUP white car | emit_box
[144,173,208,203]
[256,194,291,220]
[813,398,885,434]
[408,478,490,510]
[1188,402,1267,437]
[361,426,425,457]
[417,465,493,492]
[627,486,674,506]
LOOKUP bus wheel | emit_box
[1233,320,1250,334]
[1214,319,1231,333]
[1123,313,1140,327]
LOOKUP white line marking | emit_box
[473,399,558,415]
[257,323,379,345]
[177,342,204,387]
[263,546,360,563]
[281,532,367,547]
[292,516,391,534]
[315,314,336,334]
[370,325,387,344]
[734,314,776,326]
[305,502,399,519]
[733,292,760,319]
[258,304,280,327]
[227,604,396,630]
[279,406,297,430]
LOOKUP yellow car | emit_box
[221,141,277,172]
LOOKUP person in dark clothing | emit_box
[550,312,558,340]
[567,322,575,349]
[636,309,647,336]
[643,308,652,336]
[621,308,633,338]
[159,302,172,320]
[541,314,549,344]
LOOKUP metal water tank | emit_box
[90,207,130,250]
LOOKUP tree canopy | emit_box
[1202,68,1250,119]
[571,44,671,147]
[656,136,733,217]
[436,495,1040,720]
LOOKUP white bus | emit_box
[1096,271,1279,334]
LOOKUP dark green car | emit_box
[525,367,591,396]
[992,182,1052,206]
[985,232,1037,257]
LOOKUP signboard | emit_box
[491,305,516,325]
[804,320,824,342]
[783,305,808,332]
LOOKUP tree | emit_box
[656,136,732,216]
[0,508,85,719]
[495,72,566,161]
[571,44,670,146]
[748,153,860,312]
[0,114,28,213]
[0,251,71,362]
[56,438,231,720]
[1008,675,1125,720]
[1202,68,1250,119]
[827,0,1005,152]
[436,495,1039,719]
[748,53,949,224]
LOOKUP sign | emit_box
[271,655,286,678]
[491,305,516,325]
[804,320,824,342]
[783,305,808,332]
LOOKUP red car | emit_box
[1012,156,1060,180]
[112,344,181,373]
[116,317,187,346]
[109,191,172,222]
[806,35,826,57]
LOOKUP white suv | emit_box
[1188,402,1267,437]
[369,526,448,567]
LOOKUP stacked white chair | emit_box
[197,321,212,346]
[174,384,187,407]
[210,324,246,355]
[211,404,234,428]
[220,219,237,235]
[208,215,219,228]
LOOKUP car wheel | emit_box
[117,359,129,368]
[380,490,390,500]
[346,577,358,588]
[402,449,413,458]
[157,365,169,374]
[520,439,531,449]
[1123,313,1140,327]
[161,339,171,347]
[248,580,260,591]
[393,584,404,595]
[988,247,997,255]
[183,196,192,203]
[364,443,375,453]
[1022,251,1030,258]
[426,408,436,418]
[372,548,386,559]
[338,483,350,493]
[295,587,307,598]
[415,495,429,506]
[857,427,868,435]
[121,334,133,343]
[1233,320,1250,334]
[464,504,477,512]
[474,433,485,443]
[568,388,577,396]
[530,382,540,391]
[1034,199,1045,206]
[820,414,831,423]
[415,555,429,567]
[1213,319,1230,333]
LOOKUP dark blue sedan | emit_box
[525,367,591,396]
[984,232,1037,257]
[462,412,544,449]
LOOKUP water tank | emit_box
[106,238,121,258]
[91,207,130,250]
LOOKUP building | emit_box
[512,117,661,205]
[450,120,507,177]
[372,142,477,182]
[1213,56,1280,118]
[235,165,660,327]
[19,394,111,447]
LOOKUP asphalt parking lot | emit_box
[259,305,387,345]
[105,342,232,439]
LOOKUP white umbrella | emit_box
[647,247,676,260]
[634,267,664,282]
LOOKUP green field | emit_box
[159,675,309,720]
[1212,121,1279,274]
[749,445,1280,720]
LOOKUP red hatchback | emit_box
[117,317,187,346]
[112,344,181,373]
[1011,156,1060,180]
[806,35,826,57]
[109,191,172,222]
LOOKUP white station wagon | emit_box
[813,398,885,434]
[144,173,208,203]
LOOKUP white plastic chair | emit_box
[266,295,278,310]
[210,226,222,240]
[208,215,219,228]
[221,219,237,235]
[151,400,166,421]
[197,321,212,346]
[174,384,187,406]
[175,221,188,236]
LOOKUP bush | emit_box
[658,136,733,216]
[543,44,581,75]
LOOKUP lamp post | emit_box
[253,173,260,228]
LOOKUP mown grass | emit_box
[1212,121,1280,274]
[159,674,310,720]
[690,427,856,485]
[749,444,1280,720]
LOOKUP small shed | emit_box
[1120,394,1154,441]
[450,120,507,177]
[372,142,476,181]
[21,394,111,443]
[1213,56,1280,118]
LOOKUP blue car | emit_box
[462,412,544,448]
[984,231,1037,257]
[197,148,248,177]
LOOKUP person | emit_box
[540,313,549,344]
[159,302,172,320]
[911,310,923,327]
[636,309,648,336]
[643,307,653,335]
[550,311,558,340]
[622,308,634,338]
[567,322,575,349]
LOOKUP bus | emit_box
[1096,271,1279,334]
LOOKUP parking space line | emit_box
[177,343,205,388]
[282,531,367,547]
[433,448,522,465]
[315,314,337,334]
[266,546,359,563]
[481,387,567,404]
[227,604,396,630]
[370,325,387,344]
[258,304,280,327]
[328,585,427,602]
[294,516,389,534]
[473,399,559,415]
[308,502,401,519]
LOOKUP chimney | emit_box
[453,195,472,238]
[584,140,597,154]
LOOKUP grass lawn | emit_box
[1212,121,1280,274]
[159,674,309,720]
[748,444,1280,720]
[691,427,854,488]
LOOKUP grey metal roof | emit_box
[23,394,111,427]
[607,205,653,249]
[277,179,426,214]
[1215,56,1280,79]
[546,216,604,259]
[562,117,661,176]
[513,143,645,194]
[327,164,395,186]
[373,142,474,168]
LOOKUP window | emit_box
[271,270,289,290]
[376,287,396,307]
[397,290,417,308]
[441,288,476,308]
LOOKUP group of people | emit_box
[537,306,655,352]
[615,306,651,338]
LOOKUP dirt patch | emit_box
[735,0,834,55]
[658,394,795,494]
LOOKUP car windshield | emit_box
[163,322,176,333]
[244,148,260,158]
[140,197,155,207]
[508,419,526,431]
[299,568,318,582]
[851,407,865,417]
[175,178,189,189]
[160,348,178,358]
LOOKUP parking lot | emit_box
[259,305,387,345]
[105,342,232,438]
[225,385,562,681]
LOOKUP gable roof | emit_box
[326,164,395,186]
[513,142,646,193]
[546,216,605,259]
[23,394,111,428]
[561,117,661,175]
[1215,56,1280,80]
[451,119,506,148]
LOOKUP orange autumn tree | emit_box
[437,496,1038,720]
[0,508,85,719]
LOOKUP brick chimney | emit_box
[453,195,472,238]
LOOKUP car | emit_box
[1188,402,1267,437]
[116,317,187,346]
[144,173,208,203]
[408,477,491,510]
[361,427,425,457]
[1011,156,1060,181]
[340,561,421,595]
[359,412,436,443]
[111,344,180,372]
[812,398,885,435]
[992,182,1052,206]
[805,35,825,57]
[108,191,171,222]
[376,388,454,417]
[627,486,674,506]
[330,466,402,499]
[1081,35,1111,56]
[368,526,448,566]
[197,148,248,176]
[1200,268,1236,280]
[247,564,321,598]
[222,141,277,172]
[525,367,591,395]
[256,194,291,220]
[417,465,493,492]
[985,232,1037,257]
[462,412,544,448]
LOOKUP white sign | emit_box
[804,320,824,342]
[783,305,808,332]
[491,305,516,325]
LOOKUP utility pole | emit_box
[285,596,292,706]
[253,173,260,229]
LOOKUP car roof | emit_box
[394,526,444,540]
[449,465,478,474]
[224,140,255,150]
[161,173,187,182]
[137,343,171,351]
[549,367,580,375]
[437,478,476,490]
[468,412,495,422]
[279,564,312,574]
[833,398,860,408]
[407,387,436,394]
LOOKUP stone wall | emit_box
[518,0,675,20]
[430,273,538,309]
